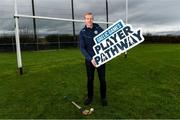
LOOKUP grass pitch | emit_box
[0,44,180,119]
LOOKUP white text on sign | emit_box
[93,20,144,67]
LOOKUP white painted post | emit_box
[14,0,23,74]
[125,0,128,58]
[14,14,113,24]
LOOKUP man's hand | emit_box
[91,59,97,67]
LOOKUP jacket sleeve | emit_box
[79,31,92,61]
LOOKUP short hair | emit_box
[84,12,93,18]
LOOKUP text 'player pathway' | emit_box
[93,19,144,67]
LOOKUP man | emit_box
[79,12,107,106]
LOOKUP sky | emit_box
[0,0,180,36]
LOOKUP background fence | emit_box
[0,0,180,52]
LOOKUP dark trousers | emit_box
[85,60,106,99]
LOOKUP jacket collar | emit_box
[84,23,97,30]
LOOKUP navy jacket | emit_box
[79,23,103,61]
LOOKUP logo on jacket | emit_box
[94,30,98,34]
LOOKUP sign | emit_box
[93,19,144,67]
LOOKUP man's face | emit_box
[84,15,94,28]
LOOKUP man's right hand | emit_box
[91,59,97,67]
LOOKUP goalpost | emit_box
[14,0,128,75]
[125,0,128,58]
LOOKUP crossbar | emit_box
[14,14,114,24]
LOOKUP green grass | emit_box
[0,44,180,119]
